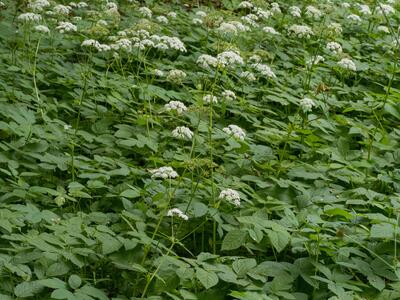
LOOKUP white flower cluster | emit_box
[377,26,389,33]
[263,26,279,35]
[300,97,315,112]
[326,42,342,54]
[217,21,249,35]
[289,6,301,18]
[240,71,256,81]
[241,14,258,27]
[223,124,246,140]
[338,58,356,71]
[222,90,236,101]
[203,95,218,104]
[150,166,178,179]
[307,55,325,66]
[376,4,395,15]
[347,14,362,23]
[217,50,244,67]
[219,189,241,207]
[53,4,71,15]
[270,2,281,14]
[328,22,343,35]
[248,54,261,63]
[341,2,351,8]
[139,7,152,18]
[253,7,271,20]
[82,39,111,52]
[288,25,314,38]
[167,208,189,220]
[56,22,77,33]
[111,38,132,51]
[195,10,207,18]
[251,63,276,79]
[168,12,177,19]
[165,101,187,114]
[197,54,218,68]
[238,1,253,9]
[34,25,50,33]
[17,13,42,22]
[156,16,168,24]
[172,126,194,140]
[167,69,186,82]
[305,5,323,19]
[358,4,371,15]
[28,0,50,11]
[192,18,203,25]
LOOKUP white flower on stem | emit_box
[149,166,178,179]
[358,4,371,15]
[167,69,186,82]
[219,189,241,207]
[53,4,71,15]
[28,0,50,11]
[328,22,343,35]
[77,2,88,8]
[238,1,253,9]
[167,208,189,220]
[289,6,301,17]
[270,2,281,14]
[192,18,203,25]
[165,101,187,114]
[64,124,72,130]
[326,42,342,54]
[251,63,276,79]
[167,12,177,19]
[217,50,244,67]
[203,95,218,104]
[222,90,236,101]
[377,25,390,33]
[197,54,218,68]
[223,124,246,141]
[154,69,164,77]
[17,13,42,22]
[263,26,279,35]
[376,4,395,15]
[300,97,315,112]
[288,25,314,38]
[172,126,194,140]
[139,7,152,18]
[240,71,256,81]
[248,54,261,63]
[305,5,323,19]
[307,55,325,66]
[195,10,207,18]
[111,39,132,51]
[341,2,351,8]
[156,16,168,24]
[56,22,77,33]
[347,14,362,23]
[338,58,356,71]
[217,22,238,35]
[34,25,50,33]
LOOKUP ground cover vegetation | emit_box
[1,0,400,299]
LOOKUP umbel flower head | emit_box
[149,166,178,179]
[222,90,236,101]
[164,101,187,114]
[338,58,356,71]
[167,208,189,220]
[223,125,246,141]
[219,189,241,207]
[203,94,218,104]
[300,97,315,112]
[326,42,342,54]
[172,126,194,140]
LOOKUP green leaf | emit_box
[232,259,257,277]
[14,281,43,298]
[195,268,219,289]
[38,278,67,289]
[267,229,290,252]
[370,223,394,239]
[221,230,247,251]
[120,188,140,198]
[77,285,108,300]
[68,275,82,289]
[51,288,76,300]
[368,274,385,291]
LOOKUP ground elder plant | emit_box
[1,0,400,299]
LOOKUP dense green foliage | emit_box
[1,0,400,299]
